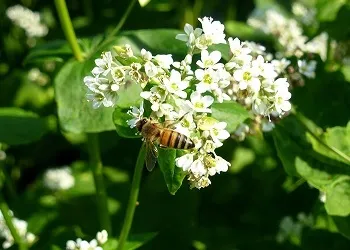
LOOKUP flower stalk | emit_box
[117,142,146,250]
[0,194,27,250]
[54,0,111,233]
[87,133,112,233]
[54,0,84,62]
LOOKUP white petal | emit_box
[202,95,214,107]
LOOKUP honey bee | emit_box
[135,118,195,171]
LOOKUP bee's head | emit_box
[135,118,148,132]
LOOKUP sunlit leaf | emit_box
[211,101,252,133]
[325,177,350,216]
[54,60,115,133]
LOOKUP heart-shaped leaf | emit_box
[158,148,187,195]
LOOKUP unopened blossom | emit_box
[0,210,36,249]
[66,230,108,250]
[43,166,75,191]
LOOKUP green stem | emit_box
[95,0,137,53]
[0,195,27,250]
[87,133,112,233]
[117,143,146,250]
[54,0,84,62]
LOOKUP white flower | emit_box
[154,54,174,70]
[6,5,48,38]
[43,166,75,191]
[274,89,292,114]
[319,192,326,203]
[66,240,76,250]
[86,88,115,109]
[0,210,36,249]
[92,51,115,76]
[298,60,317,78]
[96,230,108,245]
[207,155,230,176]
[140,86,167,112]
[252,55,278,80]
[144,61,158,78]
[176,23,203,47]
[271,58,291,74]
[176,153,195,171]
[233,66,261,92]
[262,121,275,132]
[127,101,145,128]
[141,48,152,61]
[174,112,196,136]
[186,91,214,113]
[163,70,189,98]
[228,37,251,57]
[198,17,226,44]
[190,158,207,176]
[196,50,223,69]
[207,122,230,147]
[195,68,219,93]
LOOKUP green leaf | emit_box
[54,60,115,133]
[121,29,186,56]
[138,0,151,7]
[104,232,158,250]
[0,107,49,145]
[158,148,187,195]
[224,20,269,41]
[273,116,350,188]
[211,101,252,133]
[321,123,350,164]
[325,177,350,216]
[24,40,72,65]
[316,0,347,22]
[332,216,350,239]
[112,106,141,138]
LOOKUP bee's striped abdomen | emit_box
[160,129,195,149]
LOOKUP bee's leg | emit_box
[164,112,189,128]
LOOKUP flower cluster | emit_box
[84,17,293,188]
[0,210,36,249]
[6,5,48,38]
[247,2,327,82]
[66,230,108,250]
[43,166,75,191]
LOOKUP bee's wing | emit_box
[145,140,158,171]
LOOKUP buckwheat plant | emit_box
[247,2,329,86]
[0,210,36,249]
[66,230,108,250]
[83,16,293,189]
